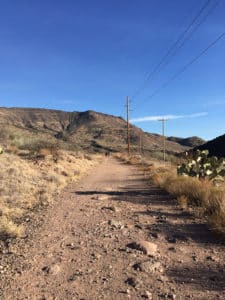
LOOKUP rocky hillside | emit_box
[194,133,225,158]
[0,107,195,154]
[167,136,206,148]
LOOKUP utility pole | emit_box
[126,96,131,156]
[158,118,168,163]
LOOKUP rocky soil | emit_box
[0,158,225,299]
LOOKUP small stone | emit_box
[143,291,153,299]
[66,243,79,250]
[127,241,158,256]
[168,247,176,252]
[108,219,124,229]
[67,273,77,282]
[91,253,101,260]
[135,224,143,230]
[150,232,158,239]
[98,195,109,201]
[166,237,177,243]
[125,277,138,287]
[157,275,168,282]
[192,255,197,261]
[42,264,60,275]
[102,206,119,212]
[139,261,163,273]
[168,294,176,299]
[206,255,217,261]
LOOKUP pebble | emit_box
[42,264,60,275]
[125,277,138,288]
[101,206,117,212]
[127,241,158,256]
[143,291,153,299]
[139,260,163,273]
[108,220,124,229]
[192,255,197,261]
[168,247,176,252]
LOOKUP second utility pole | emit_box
[158,118,167,163]
[126,96,131,156]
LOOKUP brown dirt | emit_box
[1,158,225,300]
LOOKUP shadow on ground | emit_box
[75,168,225,294]
[75,182,224,246]
[166,263,225,292]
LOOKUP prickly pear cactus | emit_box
[177,150,225,182]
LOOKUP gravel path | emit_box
[1,158,225,300]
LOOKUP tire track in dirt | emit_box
[1,158,225,299]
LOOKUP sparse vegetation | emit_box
[149,163,225,235]
[0,143,102,239]
[177,149,225,183]
[117,152,225,236]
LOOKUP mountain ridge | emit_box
[193,133,225,158]
[0,107,203,154]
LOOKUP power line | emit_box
[130,0,217,102]
[152,0,220,76]
[144,31,225,101]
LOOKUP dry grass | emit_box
[0,149,102,239]
[0,216,24,239]
[149,165,225,235]
[177,195,189,210]
[116,153,225,236]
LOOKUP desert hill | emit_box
[194,133,225,158]
[0,107,200,155]
[167,136,206,148]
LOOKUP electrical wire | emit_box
[143,31,225,102]
[130,0,218,102]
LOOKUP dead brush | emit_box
[162,175,211,207]
[203,187,225,215]
[0,216,23,239]
[0,149,101,241]
[148,162,225,235]
[205,188,225,234]
[150,172,165,186]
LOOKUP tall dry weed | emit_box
[149,165,225,235]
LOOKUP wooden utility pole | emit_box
[158,118,167,163]
[126,96,131,156]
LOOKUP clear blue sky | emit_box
[0,0,225,140]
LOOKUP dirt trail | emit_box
[1,158,225,300]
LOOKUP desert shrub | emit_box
[150,165,225,235]
[162,175,210,206]
[203,187,225,234]
[0,216,23,239]
[12,137,60,161]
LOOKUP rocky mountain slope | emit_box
[194,133,225,158]
[167,136,205,148]
[0,107,199,154]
